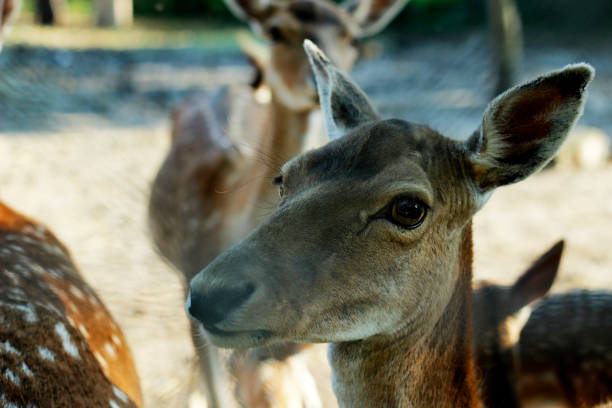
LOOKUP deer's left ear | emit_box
[465,63,594,193]
[507,239,564,314]
[303,40,379,140]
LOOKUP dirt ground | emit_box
[1,25,611,408]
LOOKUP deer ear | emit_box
[223,0,273,22]
[344,0,409,37]
[507,240,564,314]
[465,64,594,194]
[303,39,379,140]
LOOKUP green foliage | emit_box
[133,0,234,18]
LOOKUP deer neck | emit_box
[249,93,320,225]
[267,95,314,162]
[329,223,480,408]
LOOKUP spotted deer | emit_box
[472,240,564,408]
[148,0,408,406]
[0,201,142,407]
[186,40,593,407]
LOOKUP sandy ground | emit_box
[1,28,611,408]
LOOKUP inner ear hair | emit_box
[467,63,594,192]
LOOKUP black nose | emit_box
[188,283,255,327]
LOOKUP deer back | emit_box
[0,202,142,407]
[517,290,612,407]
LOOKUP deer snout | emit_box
[187,283,255,328]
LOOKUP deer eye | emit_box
[388,196,427,229]
[273,175,285,197]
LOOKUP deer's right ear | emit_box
[507,240,564,314]
[464,64,594,195]
[223,0,273,22]
[303,40,379,140]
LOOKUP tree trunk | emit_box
[36,0,65,25]
[486,0,523,96]
[95,0,133,27]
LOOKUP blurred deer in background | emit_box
[148,1,409,406]
[187,40,592,408]
[472,240,564,408]
[473,240,612,407]
[0,201,143,407]
[0,0,21,49]
[516,289,612,407]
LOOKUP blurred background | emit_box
[1,0,611,407]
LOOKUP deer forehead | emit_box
[282,119,471,204]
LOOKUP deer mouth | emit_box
[200,324,274,348]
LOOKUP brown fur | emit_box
[517,290,612,407]
[0,201,142,407]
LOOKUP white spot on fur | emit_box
[8,244,25,253]
[113,386,129,403]
[70,285,84,299]
[37,346,55,361]
[78,324,90,339]
[4,368,20,385]
[54,322,80,359]
[109,399,120,408]
[20,362,33,377]
[5,271,20,285]
[0,393,19,408]
[111,334,122,346]
[2,302,38,323]
[0,341,21,356]
[104,342,117,359]
[94,351,109,370]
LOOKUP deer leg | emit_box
[190,320,238,408]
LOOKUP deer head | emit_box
[187,41,592,351]
[472,239,564,351]
[225,0,408,110]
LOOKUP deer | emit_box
[0,201,143,407]
[472,239,564,407]
[515,289,612,407]
[186,39,593,407]
[0,0,21,50]
[473,240,612,408]
[148,0,408,406]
